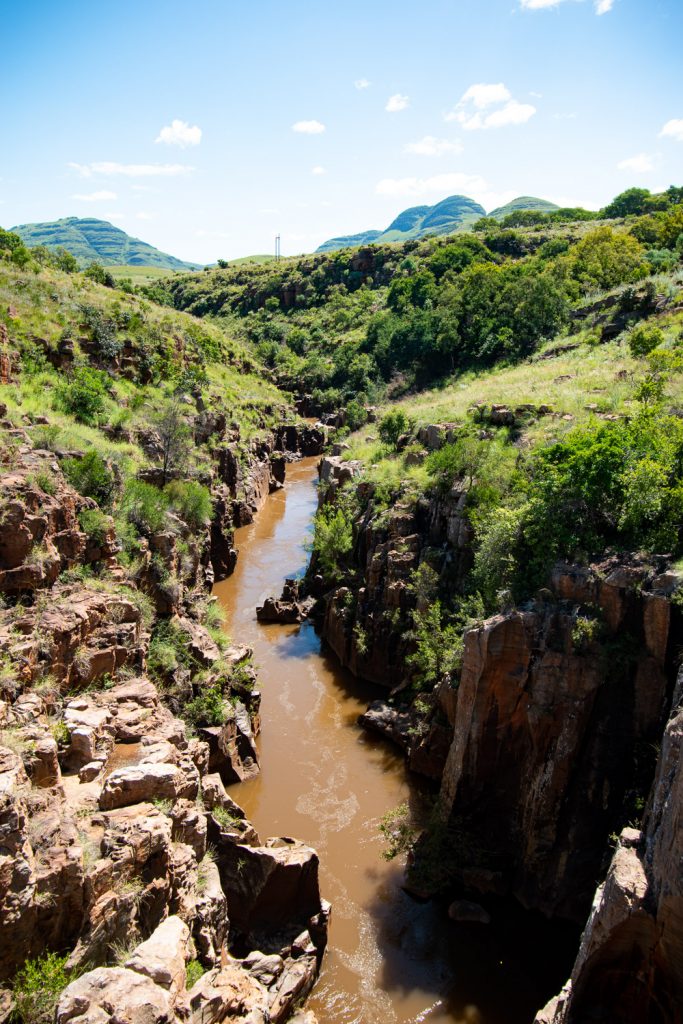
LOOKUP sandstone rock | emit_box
[192,857,229,966]
[268,951,318,1024]
[535,673,683,1023]
[200,702,259,785]
[358,701,412,751]
[175,616,221,667]
[201,773,246,818]
[187,962,269,1024]
[56,966,175,1023]
[0,749,36,981]
[170,799,207,861]
[125,915,189,998]
[99,763,198,810]
[435,593,672,920]
[214,836,323,942]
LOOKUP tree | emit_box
[57,367,112,424]
[603,188,652,219]
[378,409,411,449]
[566,227,646,292]
[154,397,192,485]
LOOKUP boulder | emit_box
[214,836,323,940]
[99,763,197,810]
[187,962,268,1024]
[200,703,259,785]
[124,916,189,998]
[56,966,175,1024]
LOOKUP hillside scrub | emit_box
[166,187,683,411]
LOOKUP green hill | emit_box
[488,196,560,220]
[316,195,486,252]
[10,217,201,270]
[316,194,564,252]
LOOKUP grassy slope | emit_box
[346,276,683,485]
[0,261,287,457]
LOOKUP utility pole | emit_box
[275,234,281,261]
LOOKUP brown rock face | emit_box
[200,703,260,784]
[536,672,683,1023]
[214,836,324,942]
[437,576,673,920]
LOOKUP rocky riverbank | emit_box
[310,436,683,1022]
[0,417,329,1023]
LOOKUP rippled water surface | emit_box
[213,458,575,1024]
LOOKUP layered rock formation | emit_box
[0,433,329,1022]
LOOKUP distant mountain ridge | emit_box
[316,194,559,252]
[10,217,201,270]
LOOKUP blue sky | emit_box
[2,0,682,263]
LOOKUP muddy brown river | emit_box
[213,458,576,1024]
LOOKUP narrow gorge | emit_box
[2,179,683,1024]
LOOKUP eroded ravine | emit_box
[213,458,573,1024]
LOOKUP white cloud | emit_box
[71,190,117,202]
[458,83,511,109]
[155,119,202,147]
[446,84,536,130]
[404,135,463,156]
[618,153,656,173]
[103,211,124,221]
[520,0,615,12]
[69,161,193,178]
[354,78,371,90]
[292,120,326,134]
[136,211,154,220]
[386,93,409,113]
[660,119,683,142]
[375,172,489,198]
[311,165,326,175]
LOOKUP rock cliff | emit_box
[0,430,329,1022]
[314,445,683,1018]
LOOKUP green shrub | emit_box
[63,450,116,508]
[184,684,226,728]
[185,959,205,989]
[405,600,465,690]
[122,479,169,536]
[84,263,115,288]
[165,480,213,530]
[212,805,241,828]
[378,409,411,449]
[147,619,193,679]
[11,951,74,1024]
[56,367,112,425]
[628,323,664,357]
[78,508,111,545]
[566,227,646,292]
[379,803,416,861]
[312,503,354,578]
[30,470,57,496]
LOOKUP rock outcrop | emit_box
[0,423,330,1022]
[536,671,683,1023]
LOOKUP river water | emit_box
[213,457,575,1024]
